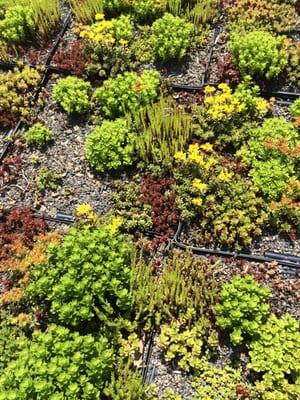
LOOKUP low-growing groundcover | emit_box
[1,0,300,398]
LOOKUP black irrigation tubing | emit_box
[45,12,72,67]
[141,326,156,384]
[203,25,222,85]
[32,211,300,271]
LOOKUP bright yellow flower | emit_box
[119,39,128,45]
[200,143,213,152]
[192,197,203,206]
[174,151,186,161]
[218,170,233,182]
[192,178,208,192]
[204,85,216,94]
[95,13,104,20]
[76,203,93,216]
[107,217,123,234]
[218,83,231,93]
[256,98,269,114]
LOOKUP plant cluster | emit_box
[286,39,300,89]
[174,143,267,249]
[23,123,53,147]
[27,225,132,326]
[215,274,271,345]
[93,70,160,118]
[53,76,91,114]
[237,117,299,200]
[249,314,300,398]
[224,0,298,34]
[0,154,22,184]
[0,207,46,263]
[194,81,269,148]
[85,118,135,172]
[131,96,193,168]
[151,13,194,62]
[0,64,42,127]
[36,166,62,192]
[0,5,34,44]
[141,175,178,238]
[52,41,90,76]
[229,30,288,80]
[192,362,254,400]
[0,325,114,399]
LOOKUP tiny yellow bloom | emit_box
[95,13,105,20]
[218,170,233,182]
[76,203,93,216]
[192,197,203,206]
[174,151,186,161]
[200,143,213,152]
[192,178,208,192]
[107,217,123,234]
[204,85,216,94]
[119,39,128,45]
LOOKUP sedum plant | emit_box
[0,5,35,44]
[93,70,160,118]
[131,0,164,21]
[249,314,300,399]
[52,76,91,114]
[192,362,255,400]
[151,13,194,62]
[0,325,114,400]
[229,30,288,80]
[157,318,211,372]
[215,274,271,345]
[85,118,135,172]
[27,225,132,326]
[24,123,53,147]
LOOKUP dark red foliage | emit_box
[216,55,240,87]
[141,175,179,239]
[0,207,47,262]
[0,155,22,184]
[236,385,252,399]
[52,41,90,76]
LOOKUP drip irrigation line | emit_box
[45,12,72,67]
[142,326,156,384]
[203,25,222,84]
[32,212,300,270]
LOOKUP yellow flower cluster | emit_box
[75,203,97,221]
[192,198,203,207]
[107,216,123,234]
[175,144,217,171]
[192,178,208,192]
[218,170,233,182]
[204,83,245,121]
[79,14,115,45]
[255,98,269,114]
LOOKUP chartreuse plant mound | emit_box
[0,325,113,400]
[53,76,91,114]
[24,123,53,147]
[229,30,288,80]
[215,274,270,345]
[151,13,194,62]
[93,70,160,118]
[0,5,35,44]
[237,117,299,200]
[249,314,300,399]
[192,362,255,400]
[85,118,135,172]
[27,225,132,326]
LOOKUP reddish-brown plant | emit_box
[0,154,22,184]
[141,175,178,239]
[0,207,47,263]
[52,41,90,76]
